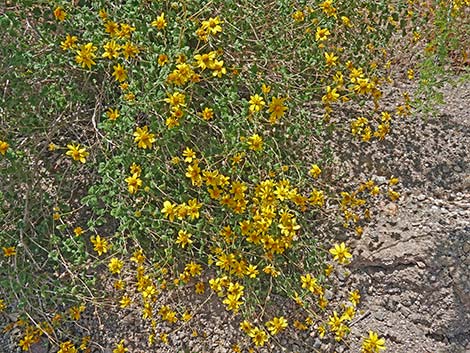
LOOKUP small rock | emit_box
[337,270,347,282]
[417,194,426,201]
[401,306,412,318]
[313,338,322,349]
[401,297,412,307]
[386,297,398,312]
[416,261,426,269]
[388,219,398,226]
[29,340,49,353]
[373,176,387,185]
[373,311,385,321]
[324,289,333,300]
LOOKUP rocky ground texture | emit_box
[344,77,470,353]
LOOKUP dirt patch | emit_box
[343,77,470,353]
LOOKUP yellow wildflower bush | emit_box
[1,0,469,352]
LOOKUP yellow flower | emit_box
[341,16,353,27]
[119,295,131,308]
[265,316,288,335]
[248,327,268,347]
[114,279,125,290]
[118,23,135,39]
[185,261,202,277]
[2,246,16,257]
[19,334,35,351]
[121,42,140,60]
[309,164,322,178]
[245,264,259,278]
[164,91,186,107]
[60,34,78,51]
[315,27,331,41]
[200,107,214,121]
[105,20,119,37]
[268,96,287,123]
[248,94,265,113]
[194,51,217,70]
[90,235,109,256]
[53,7,66,21]
[261,83,271,94]
[247,134,263,151]
[300,273,321,294]
[176,230,193,248]
[349,289,361,307]
[388,189,400,201]
[182,147,196,163]
[407,68,414,80]
[128,163,141,176]
[151,13,167,30]
[161,200,177,221]
[158,54,169,66]
[75,43,98,69]
[160,333,169,344]
[194,282,205,294]
[0,140,9,155]
[0,299,6,311]
[362,331,386,353]
[48,143,57,151]
[108,258,124,274]
[210,59,226,77]
[353,77,373,95]
[79,336,90,351]
[185,162,202,186]
[319,0,337,18]
[102,40,121,59]
[222,293,243,312]
[389,176,399,186]
[106,108,120,120]
[124,92,135,101]
[187,198,202,220]
[125,173,142,194]
[113,340,128,353]
[133,126,156,149]
[112,63,127,82]
[292,10,305,23]
[324,52,339,66]
[240,320,253,333]
[329,242,352,264]
[69,304,85,321]
[73,227,84,237]
[66,143,89,163]
[322,86,339,103]
[374,122,390,140]
[99,9,107,20]
[199,17,223,38]
[57,341,77,353]
[263,264,280,277]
